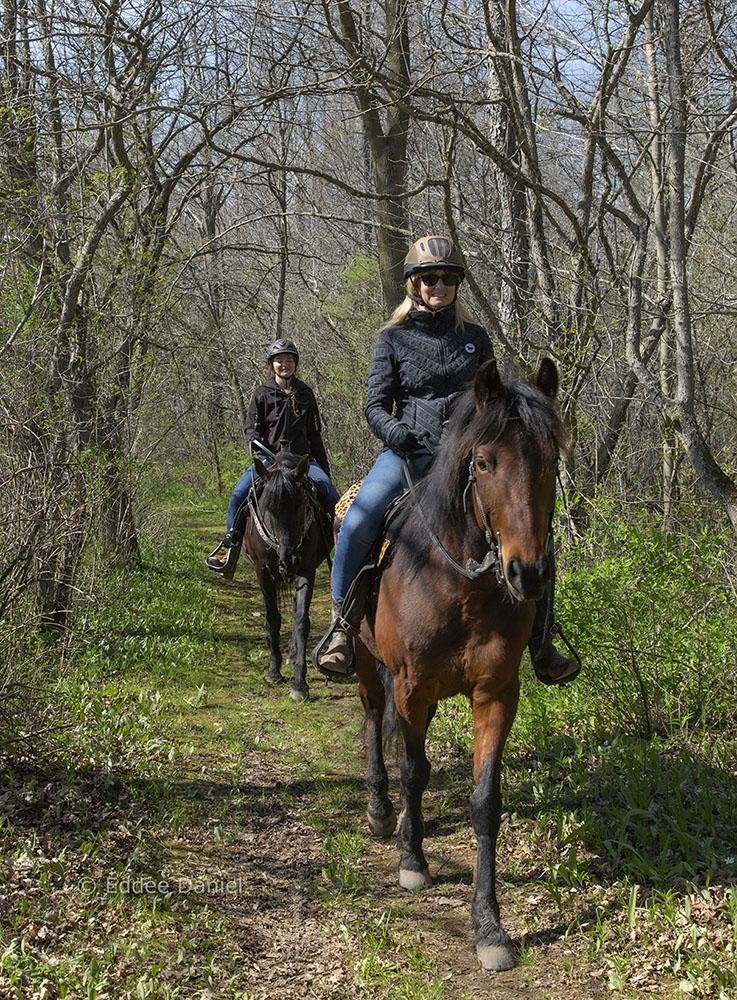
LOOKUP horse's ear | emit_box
[474,359,502,408]
[534,357,558,399]
[295,454,310,477]
[254,457,269,479]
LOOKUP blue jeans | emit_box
[332,448,433,605]
[226,461,340,530]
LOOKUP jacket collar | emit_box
[408,304,456,331]
[265,375,302,393]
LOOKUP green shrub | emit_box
[557,510,737,736]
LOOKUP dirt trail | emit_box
[187,521,610,1000]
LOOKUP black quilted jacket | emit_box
[365,307,493,454]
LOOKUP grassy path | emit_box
[4,505,733,998]
[153,509,608,1000]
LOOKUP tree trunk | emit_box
[331,0,411,309]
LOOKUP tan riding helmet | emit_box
[403,235,466,280]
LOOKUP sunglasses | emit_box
[418,272,461,287]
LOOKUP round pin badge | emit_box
[465,343,476,353]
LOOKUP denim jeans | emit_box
[332,448,433,605]
[226,461,340,530]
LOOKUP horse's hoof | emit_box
[289,685,309,702]
[367,806,396,838]
[264,671,284,686]
[398,866,432,891]
[476,943,515,971]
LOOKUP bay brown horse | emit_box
[243,452,332,701]
[353,358,564,971]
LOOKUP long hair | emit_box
[380,277,473,333]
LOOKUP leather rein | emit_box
[401,458,505,584]
[247,484,314,552]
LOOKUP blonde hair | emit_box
[379,277,472,332]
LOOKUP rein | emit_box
[248,485,314,552]
[401,459,505,584]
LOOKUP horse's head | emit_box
[254,452,311,575]
[467,358,563,602]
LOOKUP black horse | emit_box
[241,451,332,700]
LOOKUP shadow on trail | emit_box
[0,756,367,838]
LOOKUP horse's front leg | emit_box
[259,570,283,684]
[469,681,519,971]
[288,571,315,701]
[356,646,396,837]
[395,689,433,891]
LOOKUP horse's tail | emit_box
[378,662,401,752]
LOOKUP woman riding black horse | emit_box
[315,235,579,684]
[206,339,340,577]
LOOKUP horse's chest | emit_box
[376,582,531,687]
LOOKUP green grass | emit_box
[1,499,736,999]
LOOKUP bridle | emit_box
[245,440,312,553]
[402,452,554,588]
[248,481,314,553]
[402,457,505,584]
[462,458,506,583]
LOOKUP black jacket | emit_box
[366,308,493,453]
[245,376,331,475]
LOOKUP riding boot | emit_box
[528,549,581,686]
[315,598,355,678]
[205,526,242,579]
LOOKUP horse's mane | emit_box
[260,451,306,510]
[398,378,566,571]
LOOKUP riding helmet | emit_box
[403,236,466,280]
[266,338,299,363]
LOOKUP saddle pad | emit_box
[336,480,363,521]
[339,484,412,620]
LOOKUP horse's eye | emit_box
[475,457,494,474]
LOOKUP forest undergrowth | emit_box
[0,489,736,1000]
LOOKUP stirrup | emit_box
[205,544,238,578]
[532,622,581,686]
[550,622,581,663]
[207,539,226,559]
[312,619,356,679]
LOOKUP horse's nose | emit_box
[279,549,299,575]
[505,555,549,601]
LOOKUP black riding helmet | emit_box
[266,339,299,363]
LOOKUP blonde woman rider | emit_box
[316,236,580,686]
